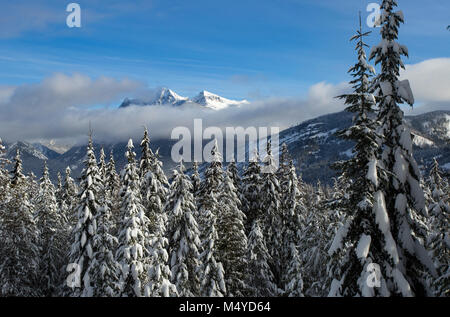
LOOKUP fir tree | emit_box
[0,138,10,203]
[369,0,436,295]
[10,149,25,187]
[145,229,178,297]
[0,150,40,296]
[166,161,202,296]
[140,128,170,232]
[62,167,79,229]
[326,15,397,297]
[199,209,227,297]
[191,161,201,198]
[116,139,151,297]
[246,220,277,297]
[217,164,248,296]
[36,161,66,296]
[242,149,262,233]
[66,134,101,297]
[279,160,305,291]
[106,151,121,232]
[284,244,304,297]
[259,141,283,289]
[426,159,449,297]
[198,140,223,218]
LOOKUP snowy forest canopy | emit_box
[0,0,448,297]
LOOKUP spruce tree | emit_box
[242,149,262,233]
[0,150,40,296]
[62,166,78,228]
[259,141,283,289]
[191,161,201,198]
[140,128,170,232]
[0,138,10,203]
[36,161,66,296]
[369,0,436,295]
[217,164,248,296]
[198,140,223,218]
[279,160,305,293]
[327,15,399,296]
[89,147,121,297]
[284,244,304,297]
[66,134,101,297]
[199,209,227,297]
[145,228,178,297]
[116,139,151,297]
[246,220,277,297]
[426,159,449,297]
[165,161,202,296]
[106,151,121,232]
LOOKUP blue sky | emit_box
[1,0,449,103]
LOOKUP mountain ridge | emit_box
[2,110,449,184]
[119,87,249,110]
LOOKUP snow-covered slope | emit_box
[405,111,450,145]
[191,90,249,110]
[119,88,248,110]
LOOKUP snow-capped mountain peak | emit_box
[119,88,248,110]
[191,90,249,110]
[153,88,189,106]
[119,87,188,108]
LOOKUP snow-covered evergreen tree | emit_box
[246,220,277,297]
[145,229,178,297]
[98,148,107,183]
[66,134,101,297]
[198,140,223,219]
[106,151,121,232]
[242,149,262,233]
[369,0,436,296]
[10,149,24,187]
[86,146,121,297]
[165,160,202,296]
[140,128,170,232]
[0,138,10,203]
[191,161,201,198]
[89,200,121,296]
[62,167,78,228]
[259,141,283,289]
[279,160,305,292]
[284,244,304,297]
[56,172,63,205]
[327,16,398,297]
[0,149,40,296]
[217,165,248,296]
[199,209,227,297]
[426,159,449,297]
[116,139,151,297]
[227,159,242,196]
[36,161,66,296]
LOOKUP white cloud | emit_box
[401,58,450,104]
[0,57,448,147]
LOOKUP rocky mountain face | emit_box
[2,110,449,185]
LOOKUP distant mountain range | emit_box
[119,88,249,110]
[2,110,449,185]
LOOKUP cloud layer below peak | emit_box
[0,57,448,148]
